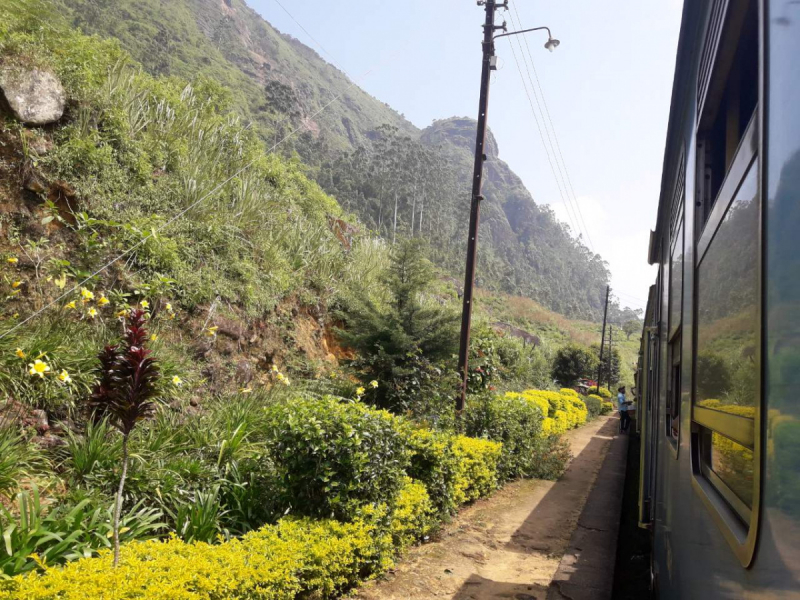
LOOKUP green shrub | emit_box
[263,396,410,521]
[584,394,603,418]
[552,344,597,387]
[405,428,459,518]
[451,435,502,504]
[463,393,547,481]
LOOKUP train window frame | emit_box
[666,334,681,453]
[689,0,762,569]
[695,0,759,237]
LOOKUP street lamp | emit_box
[456,1,559,412]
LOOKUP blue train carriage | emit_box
[636,0,800,597]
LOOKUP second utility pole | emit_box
[456,0,505,412]
[596,285,610,394]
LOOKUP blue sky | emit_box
[251,0,684,313]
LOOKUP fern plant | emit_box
[89,309,159,566]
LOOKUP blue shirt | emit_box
[618,393,627,412]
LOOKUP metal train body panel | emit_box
[636,0,800,597]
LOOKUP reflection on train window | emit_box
[669,220,683,339]
[696,0,758,232]
[667,336,681,444]
[694,158,759,521]
[699,429,754,522]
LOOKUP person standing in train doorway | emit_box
[618,386,631,433]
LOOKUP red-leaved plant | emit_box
[89,309,159,566]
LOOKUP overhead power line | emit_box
[503,17,583,241]
[270,0,341,71]
[509,1,596,253]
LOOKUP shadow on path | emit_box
[448,417,624,600]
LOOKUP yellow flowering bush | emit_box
[508,390,587,432]
[389,478,436,552]
[0,517,385,600]
[0,479,439,600]
[451,435,502,505]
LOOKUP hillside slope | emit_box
[54,0,415,159]
[50,0,611,320]
[422,118,609,318]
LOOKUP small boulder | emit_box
[0,66,66,125]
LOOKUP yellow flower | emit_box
[276,372,285,382]
[80,287,94,303]
[172,375,183,387]
[330,371,338,379]
[140,300,150,310]
[356,386,365,396]
[239,386,253,394]
[7,257,18,264]
[15,348,26,359]
[87,307,98,319]
[369,380,379,389]
[150,334,158,341]
[116,309,128,318]
[28,359,50,378]
[206,326,218,337]
[271,364,279,373]
[11,281,22,289]
[58,370,72,384]
[282,377,290,386]
[64,300,77,310]
[166,303,173,312]
[98,295,110,306]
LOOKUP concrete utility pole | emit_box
[456,2,560,412]
[456,0,503,412]
[596,286,610,394]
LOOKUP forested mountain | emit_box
[52,0,611,319]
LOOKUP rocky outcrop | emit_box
[0,66,65,125]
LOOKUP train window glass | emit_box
[669,220,684,339]
[694,157,758,519]
[667,337,681,444]
[696,0,758,233]
[699,428,754,521]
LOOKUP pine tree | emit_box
[337,239,459,414]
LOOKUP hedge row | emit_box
[0,480,428,600]
[0,392,575,599]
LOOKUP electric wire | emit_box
[508,1,596,253]
[503,21,583,241]
[270,0,341,72]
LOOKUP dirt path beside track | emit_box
[351,415,620,600]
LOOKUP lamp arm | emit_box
[493,26,552,41]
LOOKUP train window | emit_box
[695,0,758,234]
[666,336,681,445]
[694,156,759,524]
[669,219,684,339]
